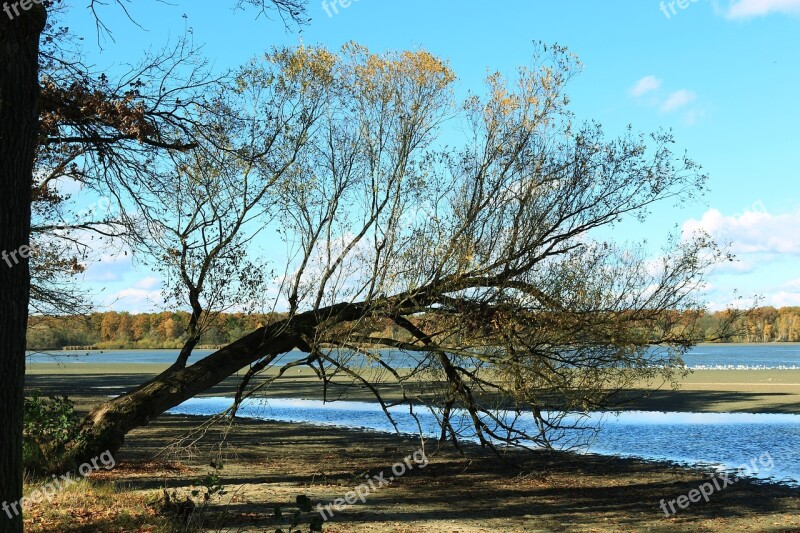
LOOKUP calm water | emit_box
[168,397,800,486]
[683,344,800,369]
[27,349,218,365]
[26,344,800,369]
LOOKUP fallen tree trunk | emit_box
[65,300,376,465]
[68,319,303,463]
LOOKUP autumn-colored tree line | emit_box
[699,306,800,343]
[25,306,800,351]
[26,312,284,350]
[27,311,413,351]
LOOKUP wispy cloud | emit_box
[133,276,161,290]
[630,76,702,123]
[82,253,132,282]
[661,89,697,112]
[766,279,800,307]
[685,205,800,310]
[630,75,662,97]
[726,0,800,19]
[103,287,161,313]
[683,109,707,125]
[771,290,800,306]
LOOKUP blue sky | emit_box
[61,0,800,312]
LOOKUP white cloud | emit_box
[133,276,161,290]
[683,205,800,255]
[661,89,697,112]
[103,287,161,313]
[727,0,800,19]
[630,77,703,124]
[712,257,757,275]
[631,75,662,97]
[82,253,132,282]
[764,279,800,307]
[770,290,800,307]
[682,109,707,125]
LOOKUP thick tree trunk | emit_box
[66,274,454,466]
[68,283,436,467]
[69,325,299,461]
[67,302,371,464]
[68,293,413,465]
[0,5,46,533]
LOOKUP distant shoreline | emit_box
[25,364,800,414]
[27,341,800,353]
[697,341,800,346]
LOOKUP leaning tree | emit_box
[54,43,726,465]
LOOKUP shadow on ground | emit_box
[91,413,800,532]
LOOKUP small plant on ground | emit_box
[273,494,324,532]
[157,461,228,529]
[23,391,82,474]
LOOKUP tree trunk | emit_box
[67,300,383,465]
[69,324,297,461]
[0,5,46,533]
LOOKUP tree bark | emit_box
[66,301,374,464]
[70,324,301,461]
[0,5,46,532]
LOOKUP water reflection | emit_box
[169,397,800,485]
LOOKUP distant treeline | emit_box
[698,306,800,343]
[26,311,408,351]
[27,312,281,351]
[26,306,800,351]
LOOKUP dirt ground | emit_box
[91,412,799,533]
[22,366,800,532]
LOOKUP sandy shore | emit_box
[21,364,800,532]
[107,413,797,532]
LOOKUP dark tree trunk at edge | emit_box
[0,5,46,533]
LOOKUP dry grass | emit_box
[21,477,173,533]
